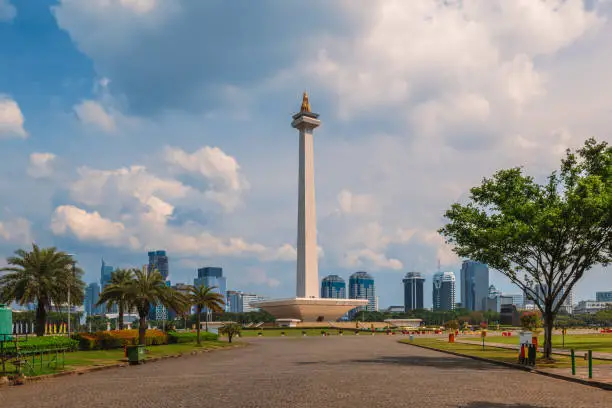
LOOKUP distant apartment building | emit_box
[505,293,524,308]
[403,272,425,311]
[574,300,612,314]
[321,275,346,299]
[596,291,612,302]
[460,260,489,311]
[348,271,376,318]
[226,290,264,313]
[432,271,456,311]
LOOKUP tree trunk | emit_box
[139,315,147,345]
[543,308,554,360]
[196,307,201,346]
[118,301,125,330]
[35,303,47,336]
[228,333,232,343]
[205,310,209,332]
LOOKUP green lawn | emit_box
[481,334,612,353]
[401,338,609,370]
[1,341,237,377]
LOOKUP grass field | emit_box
[482,334,612,353]
[1,341,236,377]
[401,338,610,369]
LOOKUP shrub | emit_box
[3,336,78,353]
[167,331,218,344]
[72,329,168,350]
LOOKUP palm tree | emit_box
[188,284,225,345]
[125,266,188,345]
[0,244,85,336]
[97,268,134,330]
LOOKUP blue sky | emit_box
[0,0,610,308]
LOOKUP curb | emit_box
[401,341,612,391]
[3,343,245,387]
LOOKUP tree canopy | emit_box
[439,138,611,358]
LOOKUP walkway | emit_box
[1,336,610,407]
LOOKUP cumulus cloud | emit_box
[27,152,56,179]
[0,0,16,22]
[51,205,139,249]
[336,189,380,215]
[0,95,27,138]
[73,100,117,133]
[0,217,32,245]
[164,146,249,211]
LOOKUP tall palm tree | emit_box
[188,284,225,345]
[0,244,85,336]
[125,266,188,345]
[97,268,134,330]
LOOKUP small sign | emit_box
[519,331,533,345]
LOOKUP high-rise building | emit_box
[194,267,227,312]
[433,271,456,311]
[348,271,376,318]
[596,291,612,302]
[84,283,101,316]
[321,275,346,299]
[99,259,115,314]
[460,260,489,311]
[403,272,425,311]
[148,250,169,281]
[100,259,114,288]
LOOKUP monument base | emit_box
[251,298,369,322]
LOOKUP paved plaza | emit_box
[1,336,610,408]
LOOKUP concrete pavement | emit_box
[1,336,610,407]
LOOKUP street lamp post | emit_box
[66,254,77,339]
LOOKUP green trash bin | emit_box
[127,345,145,365]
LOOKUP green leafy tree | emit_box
[124,266,188,345]
[0,244,85,336]
[188,284,225,345]
[97,268,134,330]
[440,139,611,360]
[219,323,241,343]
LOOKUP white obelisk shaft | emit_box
[292,95,320,298]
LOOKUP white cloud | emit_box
[0,0,16,22]
[0,95,27,138]
[27,152,57,179]
[336,189,380,215]
[164,146,249,211]
[0,217,32,245]
[73,100,117,133]
[243,267,281,289]
[51,205,139,249]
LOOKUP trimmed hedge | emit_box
[167,331,218,343]
[2,336,78,353]
[73,329,167,350]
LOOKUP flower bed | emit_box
[73,329,167,350]
[167,331,218,343]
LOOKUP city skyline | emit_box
[1,2,610,312]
